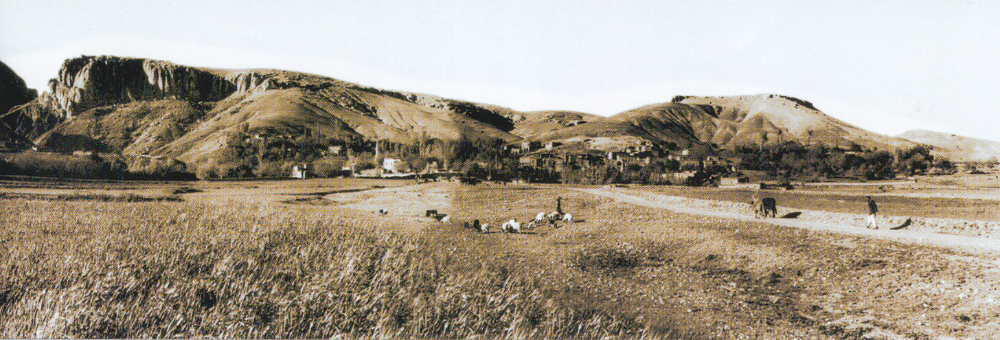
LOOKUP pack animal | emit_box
[757,197,777,218]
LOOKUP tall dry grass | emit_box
[0,199,648,338]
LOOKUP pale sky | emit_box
[2,1,999,141]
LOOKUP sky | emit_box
[2,0,999,141]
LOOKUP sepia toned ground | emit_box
[1,175,999,338]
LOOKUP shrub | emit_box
[571,243,644,275]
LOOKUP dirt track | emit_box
[576,187,1000,254]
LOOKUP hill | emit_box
[0,61,38,149]
[536,94,916,151]
[898,130,1000,162]
[10,55,937,177]
[22,56,522,166]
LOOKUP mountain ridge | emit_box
[2,55,966,172]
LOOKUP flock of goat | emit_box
[421,208,573,234]
[369,196,573,234]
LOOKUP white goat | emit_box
[534,212,547,223]
[479,223,489,233]
[440,215,450,223]
[562,213,573,223]
[501,219,521,233]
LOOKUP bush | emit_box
[571,244,644,275]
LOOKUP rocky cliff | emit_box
[46,56,237,118]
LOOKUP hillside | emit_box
[536,94,916,151]
[0,61,38,149]
[509,110,602,140]
[23,56,522,166]
[898,130,1000,162]
[9,55,938,175]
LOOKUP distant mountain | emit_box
[535,94,916,151]
[898,130,1000,162]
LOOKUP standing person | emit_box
[556,197,563,215]
[866,196,879,229]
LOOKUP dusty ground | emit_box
[5,176,1000,338]
[319,181,1000,339]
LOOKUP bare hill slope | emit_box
[898,130,1000,162]
[27,56,521,165]
[537,94,916,151]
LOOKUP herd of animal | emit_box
[379,192,778,235]
[419,208,573,234]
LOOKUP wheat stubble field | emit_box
[2,177,999,339]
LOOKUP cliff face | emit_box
[47,56,237,118]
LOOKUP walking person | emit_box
[866,196,879,229]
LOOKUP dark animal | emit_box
[426,209,438,217]
[757,197,777,218]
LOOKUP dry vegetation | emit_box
[0,196,653,338]
[2,178,1000,339]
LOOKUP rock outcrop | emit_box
[46,56,236,118]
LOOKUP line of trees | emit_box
[725,142,952,181]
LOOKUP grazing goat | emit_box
[501,219,521,233]
[426,209,438,217]
[378,209,389,215]
[440,215,451,223]
[534,212,547,223]
[547,211,562,223]
[561,213,573,223]
[479,223,489,233]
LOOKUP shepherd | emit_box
[866,196,879,229]
[556,196,563,215]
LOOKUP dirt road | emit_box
[575,187,1000,254]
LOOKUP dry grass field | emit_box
[2,176,1000,339]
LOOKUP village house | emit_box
[520,152,566,171]
[291,163,311,179]
[382,158,403,174]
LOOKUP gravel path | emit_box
[575,187,1000,254]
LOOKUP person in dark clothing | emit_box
[866,196,879,229]
[556,196,563,215]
